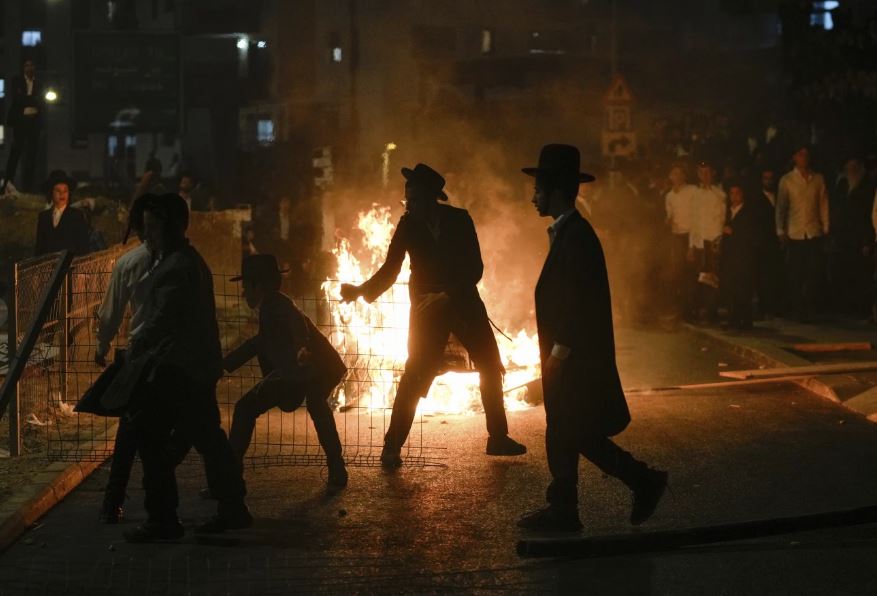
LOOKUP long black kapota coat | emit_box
[535,210,631,439]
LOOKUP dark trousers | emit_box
[3,119,39,192]
[103,417,139,507]
[668,233,695,318]
[545,427,648,508]
[135,370,246,523]
[229,375,343,466]
[756,240,782,316]
[384,299,508,449]
[787,238,823,319]
[693,242,719,321]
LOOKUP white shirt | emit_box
[776,168,829,240]
[52,206,66,228]
[95,243,153,358]
[730,204,743,219]
[689,185,727,249]
[23,78,38,116]
[665,184,696,234]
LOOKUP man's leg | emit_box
[134,412,179,524]
[101,416,139,522]
[2,127,24,190]
[383,309,448,454]
[228,378,286,466]
[305,380,343,461]
[20,124,39,193]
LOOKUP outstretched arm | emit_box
[343,218,408,303]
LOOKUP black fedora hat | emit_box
[230,254,290,283]
[522,144,596,183]
[401,163,449,200]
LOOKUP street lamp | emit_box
[44,89,58,103]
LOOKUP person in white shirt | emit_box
[776,144,829,321]
[665,163,697,319]
[94,193,157,524]
[689,160,727,322]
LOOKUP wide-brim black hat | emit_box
[44,169,76,196]
[522,144,596,183]
[401,163,449,200]
[231,254,290,283]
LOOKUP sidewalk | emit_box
[687,316,877,423]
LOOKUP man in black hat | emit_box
[123,193,250,542]
[340,163,526,467]
[220,254,348,491]
[2,58,44,194]
[34,170,90,256]
[518,144,667,531]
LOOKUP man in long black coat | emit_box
[35,170,90,257]
[518,145,667,532]
[340,163,526,467]
[122,193,250,542]
[221,254,348,491]
[720,182,760,328]
[2,59,44,194]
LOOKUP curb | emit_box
[0,424,116,553]
[684,323,877,420]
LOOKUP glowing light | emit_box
[236,37,248,50]
[257,40,267,49]
[323,205,541,416]
[44,90,58,103]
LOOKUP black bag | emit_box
[75,352,126,417]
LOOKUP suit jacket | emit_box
[130,241,223,388]
[6,75,45,129]
[34,207,91,257]
[223,291,346,409]
[832,178,876,250]
[535,211,630,438]
[720,203,760,288]
[359,204,485,308]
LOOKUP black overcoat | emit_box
[34,207,90,256]
[535,211,631,439]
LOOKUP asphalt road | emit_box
[2,327,877,595]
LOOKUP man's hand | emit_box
[723,225,733,236]
[415,292,449,315]
[340,283,361,303]
[542,354,566,390]
[778,234,789,250]
[297,347,312,366]
[94,352,107,368]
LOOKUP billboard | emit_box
[74,33,181,133]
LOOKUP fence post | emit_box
[8,263,20,456]
[59,271,70,403]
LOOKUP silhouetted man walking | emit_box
[340,163,526,467]
[518,144,667,532]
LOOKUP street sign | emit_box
[603,74,634,104]
[601,131,637,157]
[606,105,631,132]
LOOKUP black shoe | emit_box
[198,488,215,500]
[486,435,527,456]
[380,445,402,469]
[195,506,254,534]
[630,469,668,526]
[123,520,184,543]
[517,506,583,532]
[99,503,124,524]
[327,458,349,493]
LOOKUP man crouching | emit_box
[222,254,348,492]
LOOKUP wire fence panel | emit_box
[8,249,443,467]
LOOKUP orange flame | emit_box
[322,204,540,415]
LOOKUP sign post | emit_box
[601,74,636,162]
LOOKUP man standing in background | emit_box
[689,160,727,323]
[2,59,44,194]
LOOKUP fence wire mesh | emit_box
[8,247,444,467]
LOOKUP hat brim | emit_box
[229,268,290,283]
[521,167,596,183]
[401,167,448,200]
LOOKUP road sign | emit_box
[601,131,637,157]
[603,74,634,104]
[606,105,631,132]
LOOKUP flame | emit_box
[322,204,540,415]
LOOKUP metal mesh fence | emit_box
[8,248,443,467]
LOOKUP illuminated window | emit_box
[257,119,275,145]
[332,47,343,63]
[481,29,494,54]
[811,1,838,30]
[0,126,5,145]
[0,80,5,99]
[22,30,43,47]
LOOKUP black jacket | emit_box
[35,207,91,257]
[831,178,876,251]
[130,242,224,387]
[720,203,760,286]
[535,211,630,438]
[223,291,346,408]
[6,75,45,129]
[359,204,484,307]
